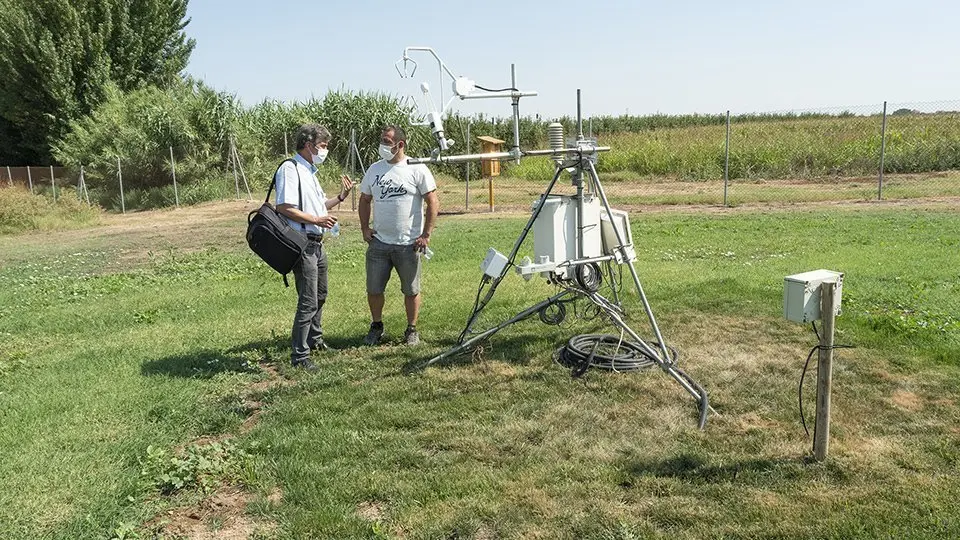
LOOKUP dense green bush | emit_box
[0,187,100,234]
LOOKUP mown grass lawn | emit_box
[0,201,958,539]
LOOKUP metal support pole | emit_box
[724,110,730,207]
[6,165,12,187]
[577,90,583,139]
[814,280,838,461]
[350,129,357,211]
[79,165,90,205]
[878,101,887,201]
[170,146,180,208]
[117,156,125,214]
[488,178,494,213]
[511,64,521,163]
[586,160,670,363]
[231,137,240,199]
[459,166,566,338]
[233,143,253,200]
[465,122,470,211]
[284,132,289,155]
[27,166,33,194]
[50,165,57,202]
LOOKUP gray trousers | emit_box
[291,239,327,364]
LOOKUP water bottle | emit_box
[422,247,433,260]
[328,222,340,237]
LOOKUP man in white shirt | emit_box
[358,125,439,346]
[276,124,353,370]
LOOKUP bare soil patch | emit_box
[145,487,272,540]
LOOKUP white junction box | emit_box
[600,208,636,262]
[784,269,844,323]
[532,195,602,278]
[481,248,509,279]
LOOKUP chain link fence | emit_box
[4,100,959,214]
[435,100,960,212]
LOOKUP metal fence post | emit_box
[117,156,125,214]
[724,110,731,207]
[349,128,357,211]
[878,101,888,201]
[6,165,12,187]
[465,122,471,211]
[79,165,90,205]
[169,146,180,208]
[231,137,240,199]
[27,166,33,193]
[50,165,57,202]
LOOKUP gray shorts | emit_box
[366,237,422,296]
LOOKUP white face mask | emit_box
[312,147,328,165]
[378,143,397,162]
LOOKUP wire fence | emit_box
[3,100,959,214]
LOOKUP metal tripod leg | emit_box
[587,290,710,429]
[420,290,575,370]
[459,166,566,341]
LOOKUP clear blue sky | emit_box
[185,0,960,118]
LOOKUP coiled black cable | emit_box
[556,334,670,377]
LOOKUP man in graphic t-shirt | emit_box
[358,125,439,346]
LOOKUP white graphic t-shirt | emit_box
[360,159,437,246]
[274,153,327,236]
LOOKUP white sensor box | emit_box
[783,269,844,323]
[481,248,509,279]
[532,195,602,278]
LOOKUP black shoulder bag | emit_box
[246,159,308,287]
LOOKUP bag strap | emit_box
[268,158,306,231]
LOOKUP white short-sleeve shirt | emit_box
[360,159,437,246]
[274,153,327,235]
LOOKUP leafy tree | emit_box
[0,0,194,164]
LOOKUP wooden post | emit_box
[50,165,57,202]
[814,280,838,461]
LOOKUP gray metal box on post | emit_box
[784,270,844,323]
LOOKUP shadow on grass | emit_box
[400,330,572,375]
[141,335,288,378]
[619,452,822,485]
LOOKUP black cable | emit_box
[475,84,519,93]
[556,334,668,376]
[798,321,856,437]
[458,277,488,343]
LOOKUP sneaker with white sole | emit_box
[404,326,420,346]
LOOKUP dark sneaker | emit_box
[292,359,319,371]
[364,323,385,346]
[404,327,420,346]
